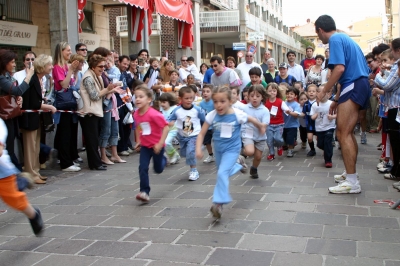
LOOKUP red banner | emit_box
[78,0,87,33]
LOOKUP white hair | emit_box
[266,58,276,64]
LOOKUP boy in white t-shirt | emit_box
[310,85,336,168]
[231,86,246,111]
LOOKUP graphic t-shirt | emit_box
[169,105,205,137]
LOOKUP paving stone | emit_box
[291,187,329,196]
[295,212,347,225]
[249,187,292,194]
[30,196,65,205]
[358,241,400,260]
[0,236,14,245]
[232,200,268,210]
[273,180,315,187]
[157,207,210,218]
[42,205,88,214]
[267,202,316,212]
[348,215,399,229]
[210,208,251,220]
[371,228,400,243]
[147,262,201,266]
[242,180,274,187]
[90,258,148,266]
[72,227,134,241]
[50,197,90,205]
[45,214,109,226]
[247,210,296,222]
[211,219,260,233]
[37,254,99,266]
[230,192,264,201]
[81,197,122,206]
[0,223,35,236]
[124,229,183,243]
[76,206,121,215]
[100,216,169,228]
[322,225,370,241]
[299,195,356,205]
[111,206,164,216]
[385,260,400,266]
[315,204,369,215]
[161,217,214,230]
[255,222,323,237]
[151,199,198,207]
[35,239,93,254]
[40,225,87,239]
[137,243,212,264]
[262,193,300,202]
[177,230,243,247]
[271,252,323,266]
[79,241,146,258]
[0,250,49,266]
[239,234,307,252]
[305,239,356,256]
[206,248,274,266]
[0,236,52,251]
[369,206,400,218]
[177,191,211,199]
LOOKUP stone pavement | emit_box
[0,132,399,266]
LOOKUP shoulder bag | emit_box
[0,83,22,120]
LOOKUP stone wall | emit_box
[108,7,122,53]
[31,0,51,55]
[93,3,110,49]
[160,16,176,63]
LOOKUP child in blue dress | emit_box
[196,86,264,219]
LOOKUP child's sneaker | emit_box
[325,162,333,168]
[378,165,392,173]
[334,170,347,183]
[287,150,294,157]
[170,153,180,164]
[277,147,283,156]
[301,142,307,149]
[203,155,215,163]
[189,170,200,181]
[377,160,389,169]
[210,204,222,219]
[328,180,361,194]
[266,154,275,161]
[384,174,400,181]
[250,166,259,179]
[136,192,150,202]
[237,155,248,173]
[307,150,316,156]
[29,208,44,235]
[360,132,367,144]
[392,181,400,190]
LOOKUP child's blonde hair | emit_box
[212,85,232,101]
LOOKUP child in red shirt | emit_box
[134,85,169,202]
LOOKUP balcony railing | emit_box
[116,14,161,34]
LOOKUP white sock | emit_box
[346,173,358,184]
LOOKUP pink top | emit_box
[53,65,68,91]
[134,107,168,148]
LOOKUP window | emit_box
[81,2,94,33]
[0,0,31,24]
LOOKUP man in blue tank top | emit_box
[315,15,369,194]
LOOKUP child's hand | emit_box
[285,110,291,115]
[196,149,203,160]
[134,143,141,152]
[257,124,266,135]
[153,143,162,154]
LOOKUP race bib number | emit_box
[141,122,151,135]
[270,106,278,116]
[220,123,232,138]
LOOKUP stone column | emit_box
[238,0,247,63]
[192,0,201,64]
[49,0,79,53]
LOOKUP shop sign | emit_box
[79,33,101,51]
[0,20,38,47]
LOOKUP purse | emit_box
[123,112,133,125]
[0,83,22,120]
[54,88,77,111]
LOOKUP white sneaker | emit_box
[188,170,200,181]
[127,148,135,154]
[62,165,81,172]
[73,162,80,167]
[203,155,215,163]
[287,150,294,157]
[334,170,347,183]
[392,181,400,190]
[170,153,180,164]
[377,161,389,169]
[328,180,361,194]
[237,155,248,173]
[75,157,84,163]
[119,151,130,156]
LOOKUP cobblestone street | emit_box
[0,132,399,266]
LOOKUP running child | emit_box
[298,92,308,149]
[246,67,268,88]
[231,85,246,111]
[0,118,43,235]
[310,84,336,168]
[283,87,302,157]
[199,84,215,163]
[169,86,205,181]
[159,92,180,165]
[241,87,249,104]
[134,85,169,202]
[294,81,304,94]
[242,85,270,178]
[195,86,265,218]
[302,84,317,156]
[265,82,289,160]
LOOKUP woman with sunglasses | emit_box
[13,51,37,85]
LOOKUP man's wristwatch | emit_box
[333,99,339,103]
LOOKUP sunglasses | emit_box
[212,64,219,68]
[79,48,87,51]
[181,59,187,61]
[367,60,373,64]
[246,55,253,57]
[25,58,35,61]
[97,65,106,68]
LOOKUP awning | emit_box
[119,0,194,49]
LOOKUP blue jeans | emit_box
[139,146,166,195]
[178,135,197,166]
[99,111,119,147]
[213,149,242,204]
[266,124,284,155]
[316,129,334,163]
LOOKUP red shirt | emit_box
[241,100,247,104]
[265,98,284,125]
[303,58,316,71]
[134,107,168,148]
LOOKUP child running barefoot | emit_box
[310,84,336,168]
[196,86,265,219]
[265,82,289,160]
[199,85,215,163]
[169,86,205,181]
[0,118,43,235]
[159,93,180,164]
[134,85,169,202]
[242,85,270,179]
[298,92,309,149]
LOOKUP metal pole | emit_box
[143,10,149,50]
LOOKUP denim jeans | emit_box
[139,146,166,195]
[316,128,334,163]
[178,135,197,166]
[99,111,119,147]
[266,124,284,155]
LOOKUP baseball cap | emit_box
[278,62,288,69]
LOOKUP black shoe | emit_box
[250,167,259,179]
[307,150,316,156]
[29,208,44,236]
[90,165,107,171]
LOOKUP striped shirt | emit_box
[374,59,400,109]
